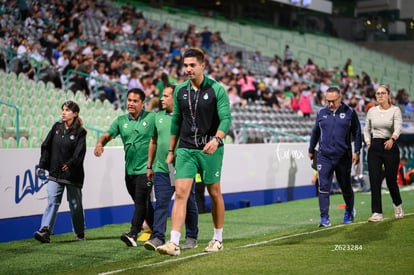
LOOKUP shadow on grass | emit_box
[344,219,392,244]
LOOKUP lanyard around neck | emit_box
[187,82,200,130]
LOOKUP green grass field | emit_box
[1,187,413,275]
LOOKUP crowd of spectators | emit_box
[0,0,412,117]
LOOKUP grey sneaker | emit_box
[34,226,50,243]
[182,237,198,249]
[144,237,164,251]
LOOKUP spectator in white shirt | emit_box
[56,50,71,72]
[119,65,131,87]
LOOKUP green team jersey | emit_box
[171,75,231,150]
[107,111,155,175]
[152,110,172,173]
[156,81,165,99]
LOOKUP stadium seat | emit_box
[5,136,17,148]
[31,136,41,148]
[18,136,29,148]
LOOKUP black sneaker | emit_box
[120,232,137,247]
[76,234,86,241]
[34,226,50,243]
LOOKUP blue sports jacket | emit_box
[309,102,362,158]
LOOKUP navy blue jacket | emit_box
[309,102,362,158]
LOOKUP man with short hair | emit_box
[308,86,362,227]
[157,48,231,256]
[144,85,199,251]
[94,88,155,247]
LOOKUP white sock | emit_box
[170,230,181,246]
[213,228,223,242]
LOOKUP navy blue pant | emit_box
[367,138,402,213]
[317,153,354,218]
[151,172,198,242]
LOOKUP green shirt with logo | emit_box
[171,75,231,149]
[152,110,172,173]
[107,111,155,175]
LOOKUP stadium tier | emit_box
[0,0,413,151]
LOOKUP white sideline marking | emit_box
[99,213,413,275]
[98,252,209,275]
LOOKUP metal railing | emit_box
[84,125,105,141]
[64,69,127,106]
[241,123,309,144]
[0,47,46,81]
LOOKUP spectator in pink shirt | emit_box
[291,85,313,118]
[237,71,257,102]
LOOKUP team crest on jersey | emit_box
[158,118,164,123]
[183,93,188,100]
[340,113,346,119]
[123,123,128,128]
[70,135,75,140]
[203,93,208,100]
[317,164,322,171]
[142,121,147,127]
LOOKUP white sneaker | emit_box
[368,212,383,222]
[156,241,181,256]
[204,239,223,253]
[393,204,404,219]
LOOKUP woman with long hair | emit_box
[34,100,87,243]
[364,85,404,222]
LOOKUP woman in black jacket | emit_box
[34,100,87,243]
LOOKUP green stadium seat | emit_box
[5,136,17,148]
[45,81,55,91]
[87,135,97,148]
[1,113,12,129]
[30,136,41,148]
[18,136,29,148]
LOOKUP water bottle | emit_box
[38,169,49,184]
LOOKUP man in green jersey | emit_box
[144,85,199,251]
[157,48,231,256]
[94,88,155,247]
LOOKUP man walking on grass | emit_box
[156,48,231,256]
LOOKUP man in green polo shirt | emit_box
[94,88,155,247]
[144,84,199,251]
[157,48,231,256]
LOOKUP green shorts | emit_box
[174,147,224,184]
